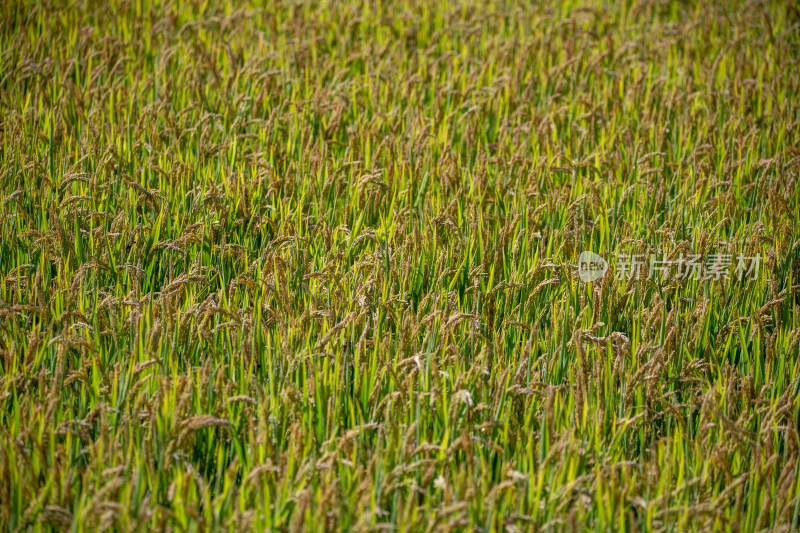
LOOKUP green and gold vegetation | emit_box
[1,0,799,530]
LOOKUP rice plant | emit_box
[1,0,799,531]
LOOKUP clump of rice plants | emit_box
[1,0,799,530]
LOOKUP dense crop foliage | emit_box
[1,0,799,530]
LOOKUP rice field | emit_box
[1,0,799,531]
